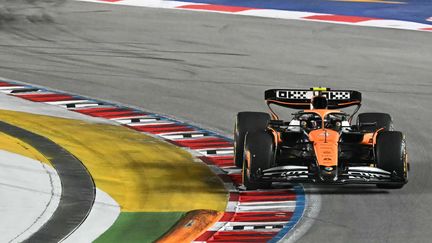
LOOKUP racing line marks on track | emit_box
[0,78,305,242]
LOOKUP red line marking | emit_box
[101,112,148,119]
[239,190,296,202]
[173,137,232,149]
[304,14,378,23]
[177,4,255,13]
[199,155,234,167]
[219,212,236,221]
[16,93,76,102]
[220,211,293,222]
[420,27,432,31]
[207,231,278,241]
[74,107,145,118]
[227,173,242,185]
[239,190,294,197]
[90,111,138,118]
[74,107,116,113]
[130,124,195,134]
[229,192,239,201]
[0,82,17,86]
[194,230,217,241]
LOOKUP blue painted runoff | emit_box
[180,0,432,25]
[268,184,306,243]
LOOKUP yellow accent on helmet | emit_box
[311,87,328,91]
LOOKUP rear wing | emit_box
[265,88,362,109]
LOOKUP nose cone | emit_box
[319,166,338,182]
[309,129,340,167]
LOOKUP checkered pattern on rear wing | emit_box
[265,89,362,109]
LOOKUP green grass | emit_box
[94,212,185,243]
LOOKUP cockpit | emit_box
[297,113,323,130]
[293,111,350,132]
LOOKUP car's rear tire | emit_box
[242,131,273,190]
[234,112,270,168]
[375,131,407,189]
[357,112,393,133]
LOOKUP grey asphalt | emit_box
[0,1,431,242]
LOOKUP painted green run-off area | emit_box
[94,212,185,242]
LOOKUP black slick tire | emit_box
[234,112,270,168]
[357,112,393,132]
[242,131,273,190]
[375,131,407,189]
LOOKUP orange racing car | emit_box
[235,88,409,189]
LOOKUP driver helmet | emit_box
[311,95,328,109]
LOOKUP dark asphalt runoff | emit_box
[0,1,431,242]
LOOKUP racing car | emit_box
[234,87,408,189]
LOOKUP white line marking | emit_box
[62,189,120,243]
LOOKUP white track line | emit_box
[62,189,120,243]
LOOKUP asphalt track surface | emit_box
[0,1,431,242]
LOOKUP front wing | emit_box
[261,165,404,185]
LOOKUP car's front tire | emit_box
[234,112,270,168]
[242,131,274,190]
[375,131,407,189]
[357,112,393,133]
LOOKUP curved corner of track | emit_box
[0,119,96,242]
[0,77,308,242]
